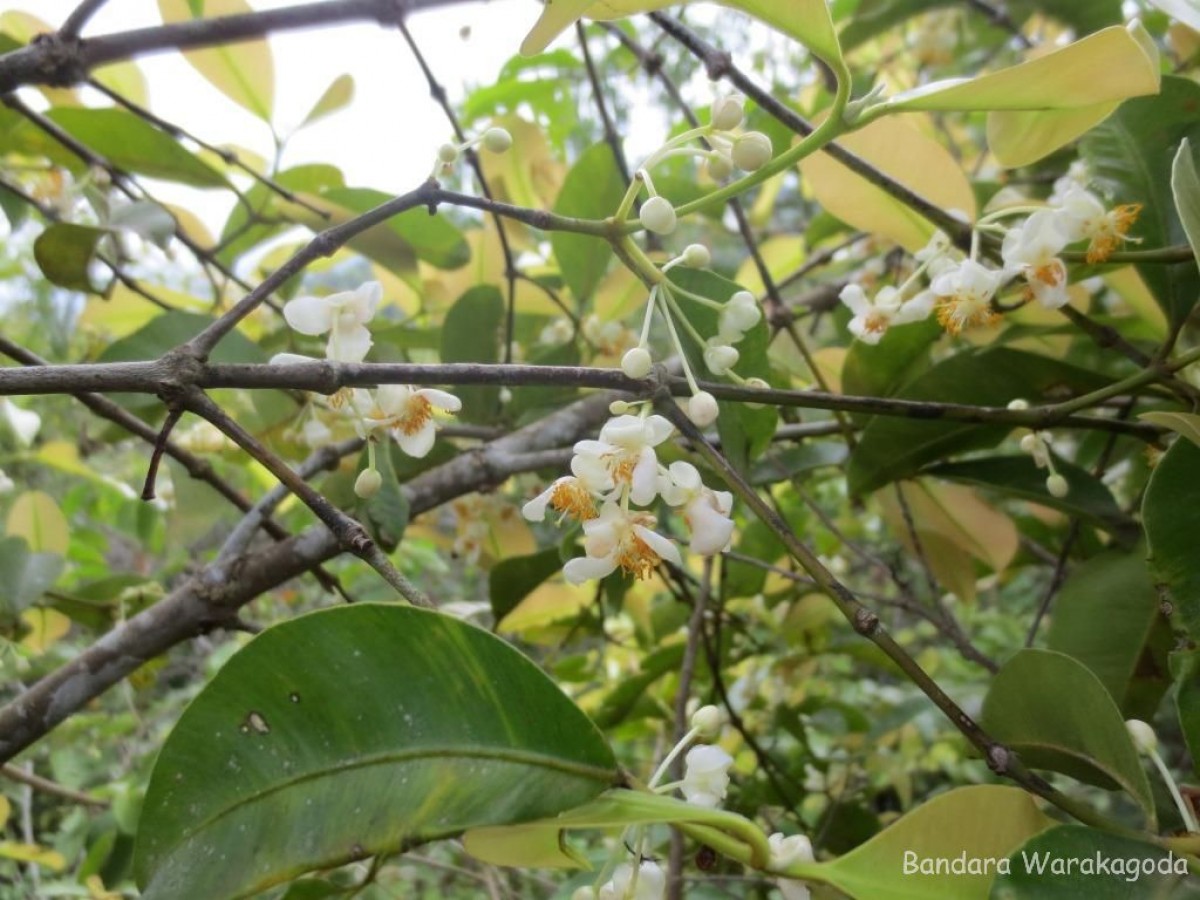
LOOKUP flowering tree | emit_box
[1,0,1200,897]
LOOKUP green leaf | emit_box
[134,605,616,898]
[109,200,176,249]
[46,108,226,188]
[816,786,1053,900]
[847,348,1110,495]
[441,286,504,423]
[1144,438,1200,639]
[1008,0,1123,32]
[33,223,107,292]
[1047,551,1170,718]
[924,456,1136,541]
[1146,0,1200,31]
[839,0,958,52]
[317,188,469,270]
[1140,411,1200,449]
[0,536,64,618]
[841,315,941,407]
[489,546,564,621]
[667,268,777,475]
[363,443,409,553]
[552,142,625,304]
[1083,77,1200,326]
[990,825,1200,897]
[300,74,354,128]
[1171,138,1200,273]
[1171,649,1200,778]
[981,649,1155,824]
[158,0,275,122]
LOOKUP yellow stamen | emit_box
[396,394,433,436]
[936,297,998,335]
[550,481,598,521]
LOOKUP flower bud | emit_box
[1007,398,1030,411]
[621,346,654,379]
[691,704,723,736]
[609,400,631,415]
[688,391,720,427]
[1045,473,1069,498]
[731,131,772,171]
[719,290,762,338]
[704,343,739,376]
[482,127,512,153]
[711,94,745,131]
[639,196,677,234]
[705,153,733,181]
[1126,719,1158,754]
[355,467,383,499]
[437,143,459,164]
[682,243,711,268]
[1019,434,1040,454]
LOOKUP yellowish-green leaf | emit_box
[480,115,564,214]
[6,491,69,556]
[988,102,1118,169]
[0,842,67,871]
[1103,266,1168,338]
[20,608,72,653]
[93,61,149,107]
[79,283,208,339]
[1171,138,1200,268]
[301,74,354,128]
[734,234,805,296]
[799,114,976,251]
[0,797,8,828]
[157,0,275,121]
[884,23,1160,115]
[1140,411,1200,449]
[521,0,841,67]
[1148,0,1200,31]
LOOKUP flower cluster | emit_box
[271,281,460,498]
[1008,399,1069,498]
[837,164,1141,344]
[523,411,733,583]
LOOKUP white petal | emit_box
[269,352,318,366]
[282,294,334,335]
[417,388,462,412]
[838,283,870,315]
[600,415,646,448]
[376,384,413,416]
[668,460,702,492]
[564,553,618,584]
[327,325,372,363]
[893,291,936,324]
[643,415,675,446]
[629,448,660,506]
[688,499,735,555]
[3,401,41,447]
[350,281,382,323]
[395,422,436,458]
[521,482,559,522]
[634,524,682,567]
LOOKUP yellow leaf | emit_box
[879,480,1018,603]
[799,114,976,250]
[78,283,208,339]
[157,0,275,121]
[734,234,805,296]
[20,608,71,653]
[521,0,842,66]
[0,797,8,827]
[0,11,81,106]
[886,22,1159,113]
[1139,411,1200,449]
[498,579,593,633]
[419,220,555,314]
[1104,266,1168,338]
[593,265,646,322]
[0,842,66,871]
[479,115,564,214]
[988,102,1119,168]
[92,60,149,106]
[6,491,69,556]
[301,73,355,128]
[164,203,214,246]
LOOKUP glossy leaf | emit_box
[0,536,64,618]
[817,786,1053,899]
[884,23,1159,113]
[6,491,69,556]
[362,444,409,553]
[134,605,617,898]
[47,107,226,188]
[1144,438,1200,639]
[552,142,625,304]
[441,286,504,423]
[1140,411,1200,449]
[1171,138,1200,270]
[981,649,1155,824]
[1083,77,1200,326]
[158,0,275,121]
[490,547,565,621]
[925,456,1136,541]
[847,348,1110,495]
[991,825,1200,897]
[800,114,976,251]
[1147,0,1200,31]
[317,187,469,270]
[1048,552,1170,719]
[1171,650,1200,778]
[33,223,107,293]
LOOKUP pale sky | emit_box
[23,0,537,226]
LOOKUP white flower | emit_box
[481,126,512,153]
[622,347,654,379]
[732,132,772,171]
[703,341,739,376]
[1001,209,1070,309]
[282,281,381,363]
[1046,473,1069,498]
[691,704,723,736]
[0,399,41,447]
[599,861,666,900]
[522,476,598,523]
[687,392,720,427]
[930,259,1003,335]
[769,833,815,900]
[838,284,934,345]
[1019,432,1051,469]
[0,469,13,493]
[351,385,461,458]
[301,416,333,448]
[572,414,674,506]
[711,94,744,131]
[640,196,677,235]
[659,462,734,555]
[1052,186,1141,263]
[1126,719,1158,754]
[682,744,734,808]
[354,468,383,499]
[719,290,761,341]
[563,502,681,584]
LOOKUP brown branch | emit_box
[1,762,108,809]
[59,0,111,40]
